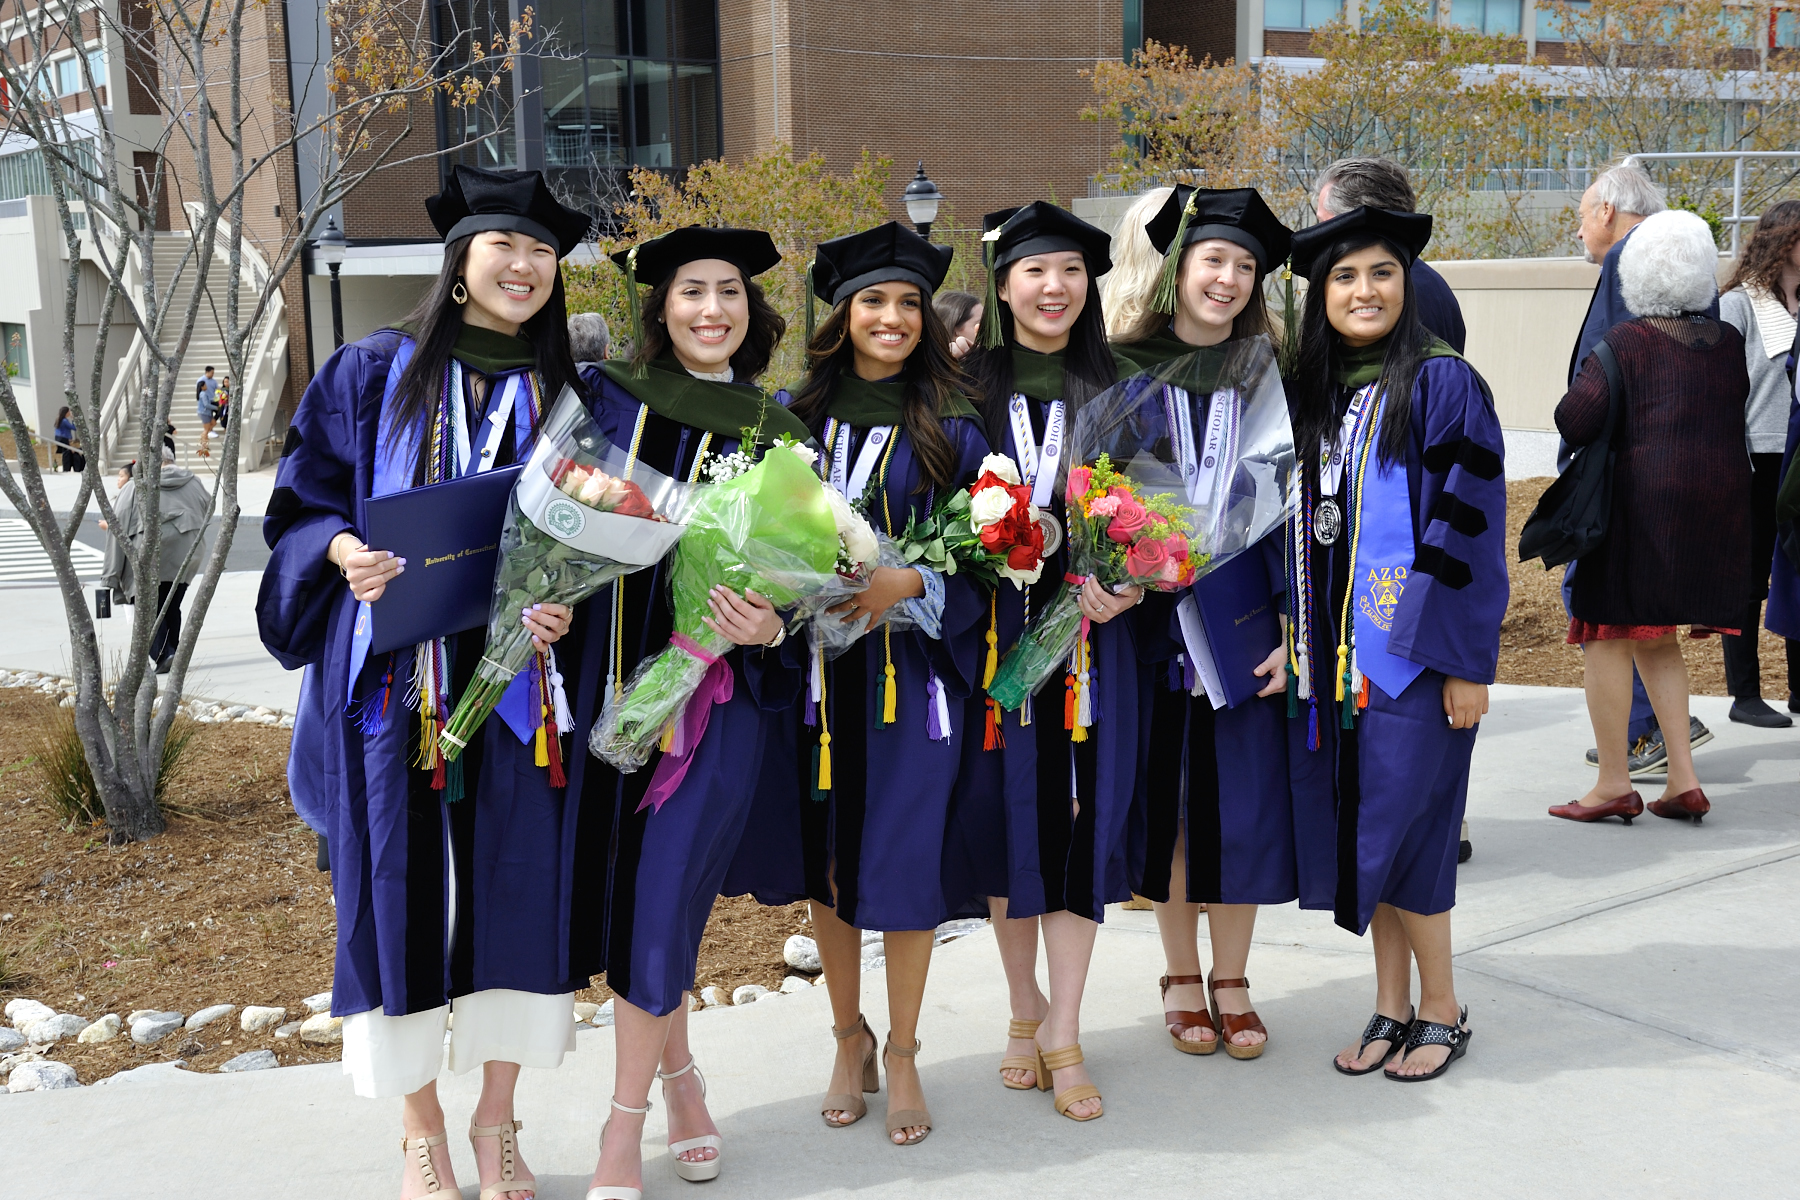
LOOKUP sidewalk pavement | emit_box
[4,685,1797,1198]
[2,463,281,519]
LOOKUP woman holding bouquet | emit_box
[1111,186,1297,1063]
[778,222,989,1146]
[944,201,1133,1122]
[567,225,812,1198]
[258,166,592,1200]
[1286,207,1506,1081]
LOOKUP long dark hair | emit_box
[966,260,1117,452]
[1289,233,1430,469]
[630,270,786,381]
[387,234,583,484]
[788,292,972,492]
[1726,199,1800,307]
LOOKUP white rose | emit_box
[968,484,1015,530]
[823,486,880,566]
[978,453,1022,485]
[576,470,609,506]
[787,441,820,467]
[996,560,1045,589]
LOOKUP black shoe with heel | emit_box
[1333,1010,1413,1077]
[1386,1007,1471,1082]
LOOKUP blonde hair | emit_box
[1101,186,1174,341]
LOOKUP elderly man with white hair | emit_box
[1549,210,1752,828]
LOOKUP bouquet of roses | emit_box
[893,453,1049,590]
[986,335,1296,716]
[439,389,693,762]
[590,437,879,797]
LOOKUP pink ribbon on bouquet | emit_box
[637,634,734,813]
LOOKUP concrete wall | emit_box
[303,273,435,368]
[1433,258,1600,431]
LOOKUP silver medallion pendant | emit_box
[1314,497,1343,546]
[1036,510,1064,558]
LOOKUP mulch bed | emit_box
[4,491,1780,1081]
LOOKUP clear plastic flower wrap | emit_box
[987,334,1296,712]
[439,387,694,759]
[800,532,922,663]
[590,441,867,779]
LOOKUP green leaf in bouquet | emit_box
[528,568,548,592]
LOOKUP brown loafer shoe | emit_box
[1647,788,1710,823]
[1548,792,1644,824]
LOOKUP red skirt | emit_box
[1566,621,1739,645]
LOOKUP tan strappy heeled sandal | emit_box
[999,1017,1041,1089]
[1035,1041,1103,1122]
[821,1013,879,1127]
[1208,973,1269,1061]
[585,1098,650,1200]
[469,1117,535,1200]
[882,1035,932,1146]
[400,1131,459,1200]
[656,1058,722,1183]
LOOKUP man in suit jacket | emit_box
[1314,157,1466,352]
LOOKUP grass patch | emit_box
[34,708,200,826]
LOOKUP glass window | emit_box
[631,59,674,168]
[1264,0,1344,31]
[583,0,625,54]
[674,61,719,164]
[628,0,717,61]
[4,323,28,381]
[1779,10,1800,47]
[541,56,590,168]
[56,56,81,95]
[1536,0,1593,40]
[1450,0,1522,35]
[584,59,629,166]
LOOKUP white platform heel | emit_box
[656,1058,723,1183]
[585,1097,651,1200]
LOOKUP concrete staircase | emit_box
[149,234,235,468]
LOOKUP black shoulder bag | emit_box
[1518,341,1622,567]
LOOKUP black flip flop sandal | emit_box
[1386,1006,1471,1082]
[1333,1010,1413,1077]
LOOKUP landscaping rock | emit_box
[780,975,810,994]
[699,986,730,1008]
[1,1051,44,1081]
[77,1015,121,1044]
[0,1029,23,1053]
[185,1004,236,1031]
[240,1006,286,1033]
[731,985,769,1006]
[783,934,822,973]
[593,999,615,1028]
[861,928,884,946]
[7,1061,78,1092]
[25,1014,88,1044]
[860,938,885,962]
[573,1002,600,1023]
[218,1050,278,1073]
[125,1009,159,1024]
[272,1022,303,1040]
[933,918,988,945]
[861,956,886,972]
[129,1012,185,1045]
[298,1014,342,1045]
[301,992,332,1014]
[6,1000,53,1029]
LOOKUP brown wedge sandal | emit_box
[821,1013,879,1128]
[469,1118,536,1200]
[1159,973,1219,1055]
[882,1036,933,1146]
[400,1132,460,1200]
[999,1017,1042,1089]
[1034,1041,1102,1122]
[1208,974,1269,1060]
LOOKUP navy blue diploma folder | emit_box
[1193,548,1282,709]
[358,465,522,655]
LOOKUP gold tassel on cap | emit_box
[624,244,648,378]
[1152,189,1198,316]
[978,228,1006,349]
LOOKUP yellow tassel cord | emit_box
[874,431,901,730]
[815,645,833,791]
[1334,391,1382,727]
[983,590,999,689]
[1070,635,1092,743]
[535,719,550,767]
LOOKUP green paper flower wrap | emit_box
[591,443,843,772]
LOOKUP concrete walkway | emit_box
[5,685,1798,1198]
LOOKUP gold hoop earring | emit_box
[451,279,468,305]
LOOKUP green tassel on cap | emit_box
[804,257,818,346]
[1151,190,1198,316]
[623,244,648,379]
[978,229,1006,349]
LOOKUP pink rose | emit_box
[1156,557,1182,586]
[1065,466,1093,503]
[1126,537,1169,579]
[1164,533,1189,563]
[1107,495,1150,543]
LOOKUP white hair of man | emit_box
[1592,162,1666,219]
[568,311,611,363]
[1618,209,1718,317]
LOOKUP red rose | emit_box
[1006,519,1046,569]
[609,481,656,518]
[1126,537,1169,579]
[1107,493,1150,543]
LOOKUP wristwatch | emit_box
[763,623,788,649]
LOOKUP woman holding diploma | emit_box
[781,223,989,1147]
[570,225,810,1199]
[1285,207,1506,1081]
[258,167,591,1200]
[1109,186,1296,1063]
[944,201,1129,1121]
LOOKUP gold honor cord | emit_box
[610,403,654,705]
[1334,390,1383,725]
[875,431,902,728]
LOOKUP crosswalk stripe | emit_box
[0,518,107,581]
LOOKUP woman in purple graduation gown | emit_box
[1284,207,1507,1082]
[777,222,988,1147]
[570,226,812,1200]
[944,201,1132,1123]
[1111,186,1297,1065]
[257,167,591,1200]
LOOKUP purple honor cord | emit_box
[638,634,735,813]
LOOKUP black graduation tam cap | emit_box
[1146,185,1292,275]
[976,201,1114,347]
[1289,206,1434,279]
[425,165,591,258]
[609,225,782,289]
[811,221,955,306]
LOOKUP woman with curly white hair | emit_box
[1550,209,1753,827]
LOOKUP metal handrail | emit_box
[1620,150,1800,256]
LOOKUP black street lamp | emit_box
[903,161,943,242]
[314,214,348,348]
